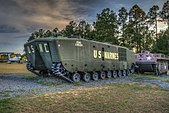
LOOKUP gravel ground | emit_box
[0,73,169,98]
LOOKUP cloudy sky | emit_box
[0,0,167,53]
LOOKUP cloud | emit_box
[0,25,19,33]
[0,0,69,32]
[0,0,166,33]
[0,33,30,53]
[0,0,106,33]
[0,0,166,53]
[0,0,106,53]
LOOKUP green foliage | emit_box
[118,7,128,46]
[128,4,147,52]
[38,29,45,38]
[94,8,118,44]
[142,31,153,51]
[44,30,52,37]
[118,7,128,26]
[147,5,159,22]
[62,21,77,38]
[27,27,61,42]
[129,4,146,23]
[76,20,86,38]
[147,5,159,41]
[27,33,35,42]
[61,20,95,39]
[27,1,169,56]
[153,29,169,55]
[84,24,95,40]
[52,27,60,37]
[160,1,169,29]
[122,23,135,49]
[76,20,95,39]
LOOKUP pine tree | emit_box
[118,7,128,46]
[147,5,159,39]
[27,33,35,42]
[94,8,118,44]
[62,21,77,38]
[38,29,45,38]
[85,23,95,40]
[160,1,169,29]
[129,4,146,52]
[44,30,52,37]
[52,27,59,37]
[77,20,87,38]
[154,29,169,55]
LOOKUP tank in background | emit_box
[135,50,169,75]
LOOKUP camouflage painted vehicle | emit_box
[135,50,169,75]
[24,36,135,82]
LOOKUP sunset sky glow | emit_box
[0,0,167,53]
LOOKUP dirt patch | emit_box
[0,63,30,74]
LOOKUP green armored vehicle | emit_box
[24,37,135,82]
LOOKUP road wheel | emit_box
[92,72,99,81]
[107,71,112,78]
[72,73,81,82]
[27,62,33,71]
[154,64,160,76]
[118,70,122,77]
[100,71,106,79]
[112,70,117,78]
[127,70,130,76]
[130,65,135,73]
[122,70,126,77]
[155,67,159,76]
[83,73,91,82]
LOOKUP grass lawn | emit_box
[0,63,30,74]
[132,73,169,82]
[0,83,169,113]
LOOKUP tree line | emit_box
[28,1,169,54]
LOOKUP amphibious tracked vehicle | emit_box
[135,50,169,75]
[24,36,135,82]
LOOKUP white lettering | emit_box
[27,46,31,54]
[31,45,34,53]
[39,44,43,52]
[44,43,49,52]
[75,41,83,47]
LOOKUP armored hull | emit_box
[136,50,169,75]
[24,37,135,82]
